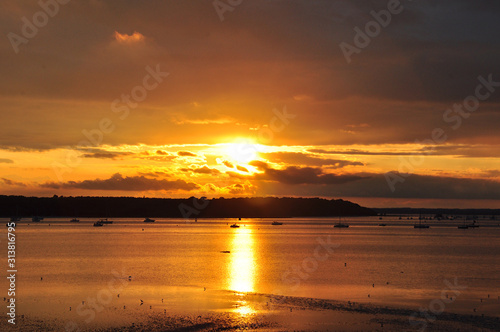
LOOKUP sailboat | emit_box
[99,203,114,224]
[414,213,429,228]
[333,212,349,228]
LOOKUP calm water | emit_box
[2,216,500,328]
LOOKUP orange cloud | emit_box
[114,31,145,44]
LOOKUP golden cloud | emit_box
[114,31,145,44]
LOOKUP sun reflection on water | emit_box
[226,226,259,316]
[228,227,256,294]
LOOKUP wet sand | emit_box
[3,292,499,331]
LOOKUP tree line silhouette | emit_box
[0,195,376,218]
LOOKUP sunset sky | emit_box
[1,0,500,208]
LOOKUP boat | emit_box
[271,221,283,225]
[70,218,80,222]
[378,223,387,226]
[458,219,469,229]
[93,221,104,227]
[414,213,429,228]
[32,216,43,222]
[334,213,349,228]
[99,218,113,224]
[230,224,240,228]
[467,220,479,228]
[144,217,155,223]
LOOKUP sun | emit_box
[224,140,259,164]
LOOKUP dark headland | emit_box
[0,195,376,218]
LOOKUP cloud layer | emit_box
[1,1,499,207]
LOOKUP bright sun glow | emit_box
[225,140,259,164]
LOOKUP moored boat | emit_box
[414,213,429,228]
[467,220,479,228]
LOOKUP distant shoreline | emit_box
[2,195,500,219]
[0,195,375,218]
[374,207,500,216]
